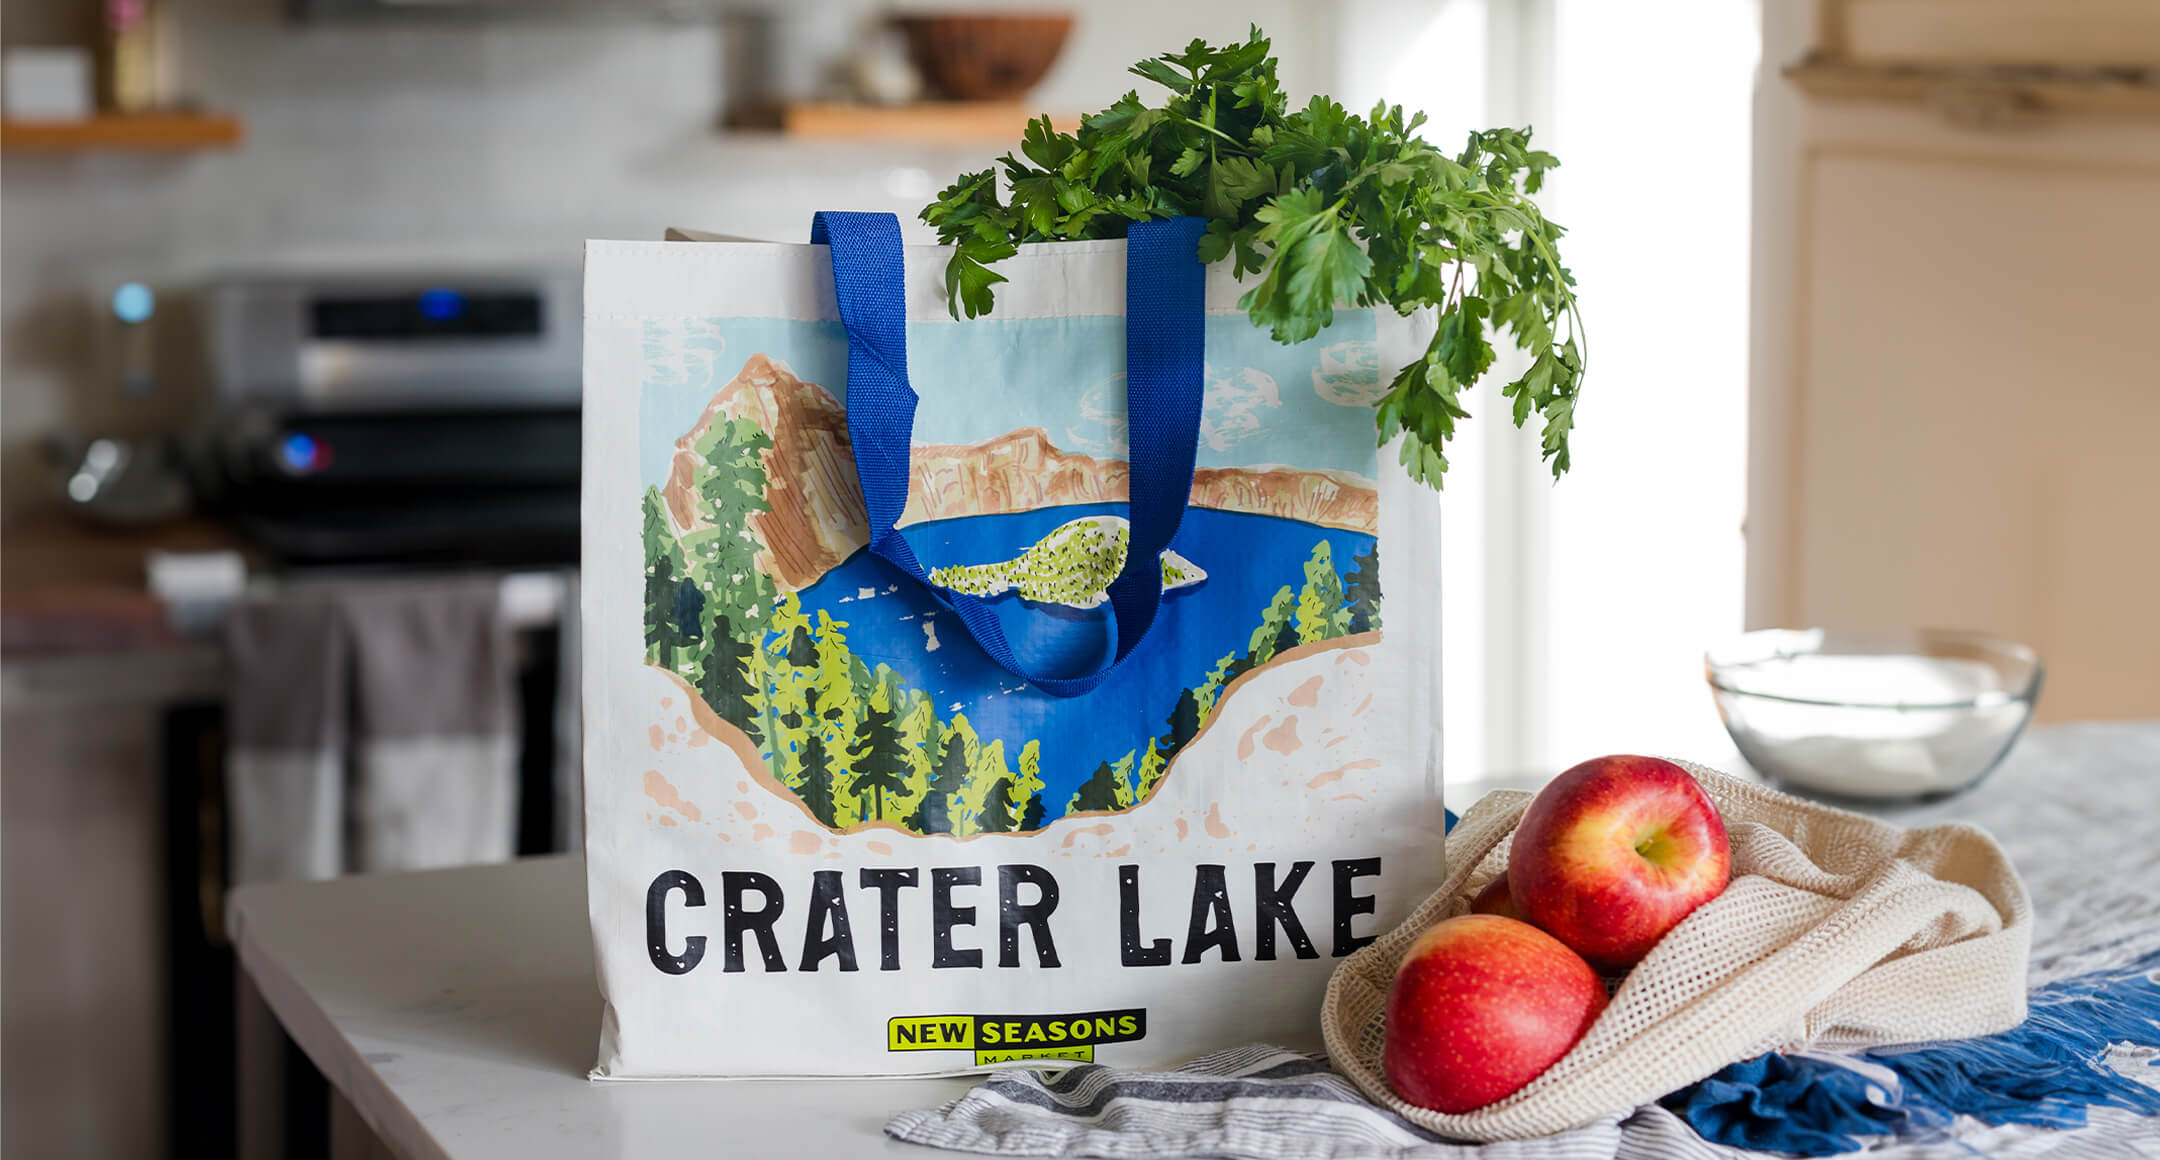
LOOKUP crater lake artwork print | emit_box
[638,311,1387,838]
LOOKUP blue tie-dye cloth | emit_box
[1664,948,2160,1154]
[1665,1053,1922,1155]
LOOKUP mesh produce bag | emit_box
[1322,761,2032,1140]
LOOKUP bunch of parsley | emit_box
[921,28,1584,487]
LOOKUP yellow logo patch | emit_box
[887,1009,1145,1067]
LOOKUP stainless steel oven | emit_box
[169,267,586,1154]
[202,269,582,565]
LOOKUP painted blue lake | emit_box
[788,504,1377,814]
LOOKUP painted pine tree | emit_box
[740,626,772,749]
[893,688,942,824]
[843,649,881,788]
[811,615,859,691]
[1165,687,1203,750]
[1109,750,1138,809]
[953,737,1012,838]
[697,615,758,730]
[772,706,806,785]
[796,688,841,827]
[784,620,814,667]
[1194,651,1241,720]
[811,612,857,718]
[848,679,909,824]
[808,611,862,825]
[680,421,776,730]
[977,777,1018,834]
[642,488,685,667]
[1344,543,1382,633]
[1294,541,1351,644]
[1012,741,1046,831]
[897,691,941,775]
[669,576,706,657]
[1270,610,1303,660]
[1068,761,1122,814]
[911,716,977,835]
[1247,586,1298,663]
[758,592,817,786]
[1136,738,1168,802]
[687,418,775,631]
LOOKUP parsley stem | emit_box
[1455,187,1587,368]
[1170,109,1244,150]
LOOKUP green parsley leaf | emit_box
[919,25,1586,487]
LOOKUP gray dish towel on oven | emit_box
[885,1045,1750,1160]
[224,588,347,884]
[223,575,516,884]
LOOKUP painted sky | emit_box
[636,310,1384,490]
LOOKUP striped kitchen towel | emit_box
[884,1045,1744,1159]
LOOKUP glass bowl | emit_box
[1704,628,2043,804]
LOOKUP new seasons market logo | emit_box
[888,1009,1147,1066]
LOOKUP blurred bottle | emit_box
[42,282,192,526]
[99,0,171,112]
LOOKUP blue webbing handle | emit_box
[809,211,1207,698]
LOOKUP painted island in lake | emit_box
[640,321,1386,838]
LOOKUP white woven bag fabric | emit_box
[1321,761,2033,1141]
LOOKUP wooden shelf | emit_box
[1,112,243,152]
[1812,0,2160,72]
[1787,56,2160,126]
[762,101,1079,145]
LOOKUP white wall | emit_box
[0,0,1335,523]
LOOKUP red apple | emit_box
[1508,754,1731,972]
[1383,915,1608,1113]
[1468,872,1520,919]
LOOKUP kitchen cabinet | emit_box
[1,520,225,1157]
[1749,2,2160,723]
[1,647,219,1158]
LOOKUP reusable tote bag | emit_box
[581,212,1447,1078]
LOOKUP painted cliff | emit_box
[664,354,1380,591]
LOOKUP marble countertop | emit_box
[226,721,2160,1160]
[229,854,970,1160]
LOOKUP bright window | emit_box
[1343,0,1759,785]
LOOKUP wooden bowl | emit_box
[892,12,1075,102]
